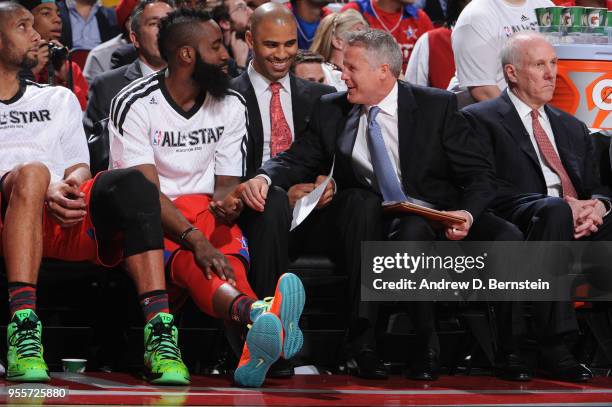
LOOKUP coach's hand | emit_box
[46,180,87,227]
[240,177,268,212]
[192,238,236,286]
[288,183,314,208]
[441,210,472,241]
[315,175,335,209]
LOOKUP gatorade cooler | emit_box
[551,44,612,131]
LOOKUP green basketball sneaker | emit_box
[143,312,190,385]
[6,309,50,382]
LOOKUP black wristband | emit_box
[179,226,199,246]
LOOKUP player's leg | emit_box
[2,163,51,382]
[89,169,189,385]
[168,211,305,387]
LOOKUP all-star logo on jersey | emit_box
[151,126,225,148]
[0,110,51,126]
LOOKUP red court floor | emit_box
[1,373,612,406]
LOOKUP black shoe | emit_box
[267,358,294,378]
[405,348,439,381]
[347,349,388,380]
[544,362,592,382]
[495,352,532,382]
[541,342,593,383]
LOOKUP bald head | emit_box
[501,31,557,109]
[501,31,552,70]
[250,2,296,37]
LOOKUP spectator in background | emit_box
[310,8,367,91]
[82,10,131,83]
[212,0,253,74]
[448,0,553,102]
[291,49,326,84]
[414,0,447,26]
[18,0,89,110]
[405,0,469,89]
[84,0,174,137]
[341,0,433,72]
[59,0,120,53]
[289,0,332,49]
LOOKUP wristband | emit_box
[179,226,199,245]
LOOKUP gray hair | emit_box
[501,31,551,84]
[130,0,176,37]
[345,29,403,78]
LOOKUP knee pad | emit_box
[91,169,164,257]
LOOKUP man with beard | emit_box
[212,0,252,73]
[109,8,306,388]
[0,2,189,384]
[341,0,433,71]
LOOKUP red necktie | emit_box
[269,82,292,157]
[531,110,577,198]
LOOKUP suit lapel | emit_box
[290,75,309,138]
[545,105,583,190]
[337,103,362,184]
[236,73,264,169]
[124,61,142,82]
[498,92,542,174]
[397,82,417,190]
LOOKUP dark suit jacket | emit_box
[461,90,610,209]
[229,72,335,178]
[260,80,496,219]
[59,1,120,50]
[84,60,142,135]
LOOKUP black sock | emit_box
[8,282,37,316]
[139,290,170,323]
[229,294,256,325]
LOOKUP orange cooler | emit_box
[551,44,612,131]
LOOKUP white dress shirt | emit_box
[507,89,562,197]
[352,82,403,194]
[247,63,295,163]
[138,59,157,77]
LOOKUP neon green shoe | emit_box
[6,309,50,382]
[143,312,190,385]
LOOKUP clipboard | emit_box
[382,201,467,224]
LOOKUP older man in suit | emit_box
[84,0,173,136]
[240,29,521,380]
[461,31,609,382]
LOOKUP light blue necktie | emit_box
[366,106,407,203]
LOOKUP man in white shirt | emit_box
[109,8,305,388]
[0,1,188,385]
[449,0,553,102]
[462,31,610,382]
